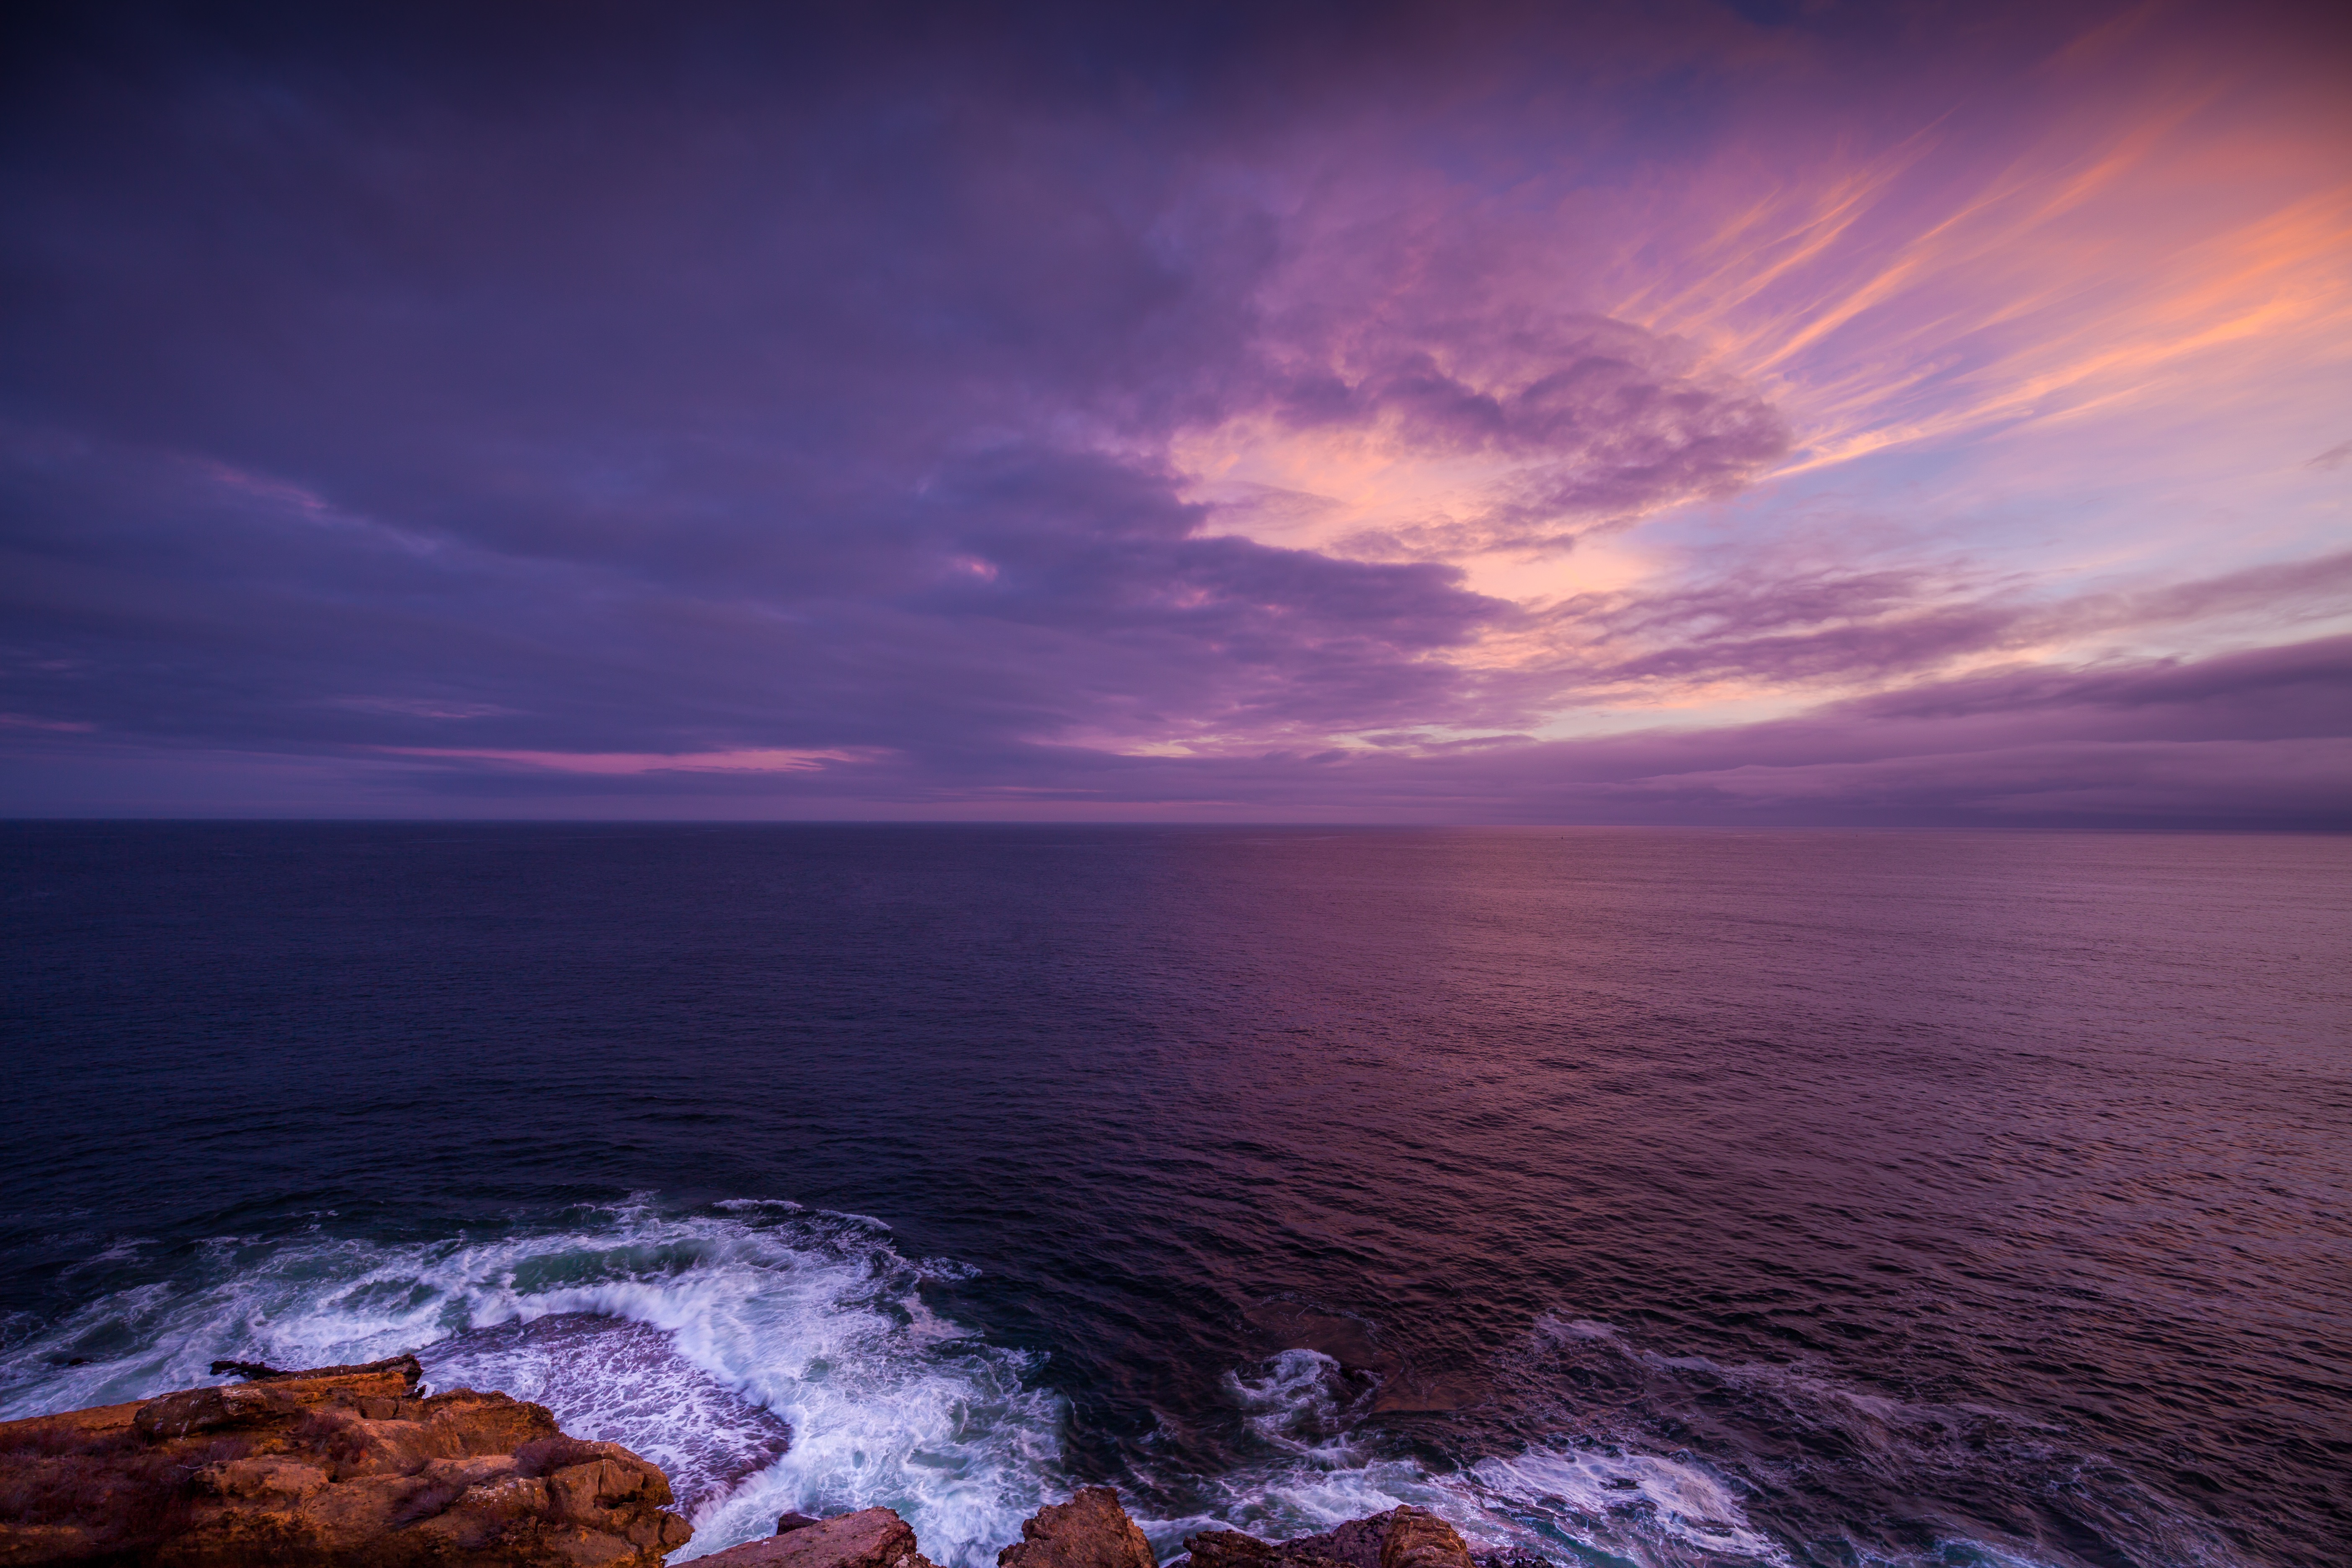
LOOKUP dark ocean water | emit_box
[2,824,2346,1568]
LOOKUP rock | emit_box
[777,1511,825,1533]
[1181,1532,1279,1568]
[1289,1512,1398,1568]
[221,1353,426,1394]
[208,1359,290,1380]
[695,1505,937,1568]
[1176,1532,1350,1568]
[132,1380,308,1440]
[998,1488,1154,1568]
[1376,1510,1472,1568]
[0,1359,691,1566]
[1179,1507,1470,1568]
[191,1456,333,1502]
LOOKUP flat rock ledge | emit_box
[0,1355,691,1566]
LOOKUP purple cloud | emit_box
[8,635,2344,828]
[2,2,2346,824]
[1252,320,1793,560]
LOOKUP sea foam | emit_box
[0,1205,2097,1568]
[0,1200,1063,1564]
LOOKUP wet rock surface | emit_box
[697,1491,1479,1568]
[1374,1511,1475,1568]
[694,1488,1404,1568]
[1179,1507,1473,1568]
[0,1355,691,1565]
[998,1488,1155,1568]
[694,1506,939,1568]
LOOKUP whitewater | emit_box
[0,1197,2104,1568]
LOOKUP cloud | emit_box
[1491,547,2352,704]
[7,635,2344,827]
[1,0,2347,823]
[374,746,884,775]
[0,427,1511,758]
[1192,317,1792,562]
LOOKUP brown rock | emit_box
[189,1455,332,1503]
[1179,1506,1465,1568]
[1285,1512,1396,1568]
[1181,1532,1277,1568]
[998,1488,1154,1568]
[0,1360,690,1567]
[695,1505,936,1568]
[1178,1532,1346,1568]
[132,1382,308,1441]
[1375,1510,1471,1568]
[209,1353,423,1394]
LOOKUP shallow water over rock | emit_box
[421,1312,792,1514]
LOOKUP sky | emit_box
[3,0,2348,824]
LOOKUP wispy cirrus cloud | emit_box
[1496,547,2352,709]
[1185,315,1791,563]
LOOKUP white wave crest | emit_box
[1133,1349,1488,1558]
[1465,1447,1787,1564]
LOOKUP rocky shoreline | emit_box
[682,1486,1501,1568]
[0,1354,689,1565]
[0,1358,1510,1568]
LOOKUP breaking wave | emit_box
[0,1212,2246,1568]
[0,1199,1063,1563]
[1127,1345,1790,1568]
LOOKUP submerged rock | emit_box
[419,1311,793,1514]
[0,1354,691,1565]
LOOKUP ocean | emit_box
[1,824,2345,1568]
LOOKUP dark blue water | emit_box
[3,825,2346,1568]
